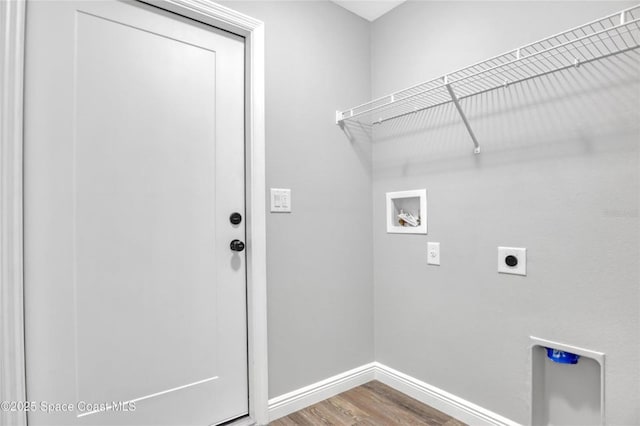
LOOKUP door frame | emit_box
[0,1,268,425]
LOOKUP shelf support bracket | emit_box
[445,83,481,154]
[336,110,354,141]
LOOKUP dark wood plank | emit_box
[323,395,369,423]
[269,380,467,426]
[442,419,467,426]
[288,411,317,425]
[363,381,453,425]
[340,385,430,425]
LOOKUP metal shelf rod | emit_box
[370,41,636,128]
[337,15,639,124]
[445,83,481,154]
[371,41,639,126]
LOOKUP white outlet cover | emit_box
[498,246,526,276]
[270,188,291,213]
[427,242,440,266]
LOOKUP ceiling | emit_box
[330,1,406,22]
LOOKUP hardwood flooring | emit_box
[270,381,466,426]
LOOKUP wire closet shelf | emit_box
[335,5,640,153]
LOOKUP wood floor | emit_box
[270,381,466,426]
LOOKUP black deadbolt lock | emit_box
[505,255,518,267]
[230,239,245,252]
[230,212,242,225]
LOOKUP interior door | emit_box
[23,1,248,425]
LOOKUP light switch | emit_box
[427,242,440,266]
[498,246,526,276]
[270,188,291,213]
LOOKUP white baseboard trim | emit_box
[267,362,519,425]
[267,362,376,422]
[374,362,520,426]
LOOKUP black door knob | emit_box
[230,239,245,252]
[230,212,242,225]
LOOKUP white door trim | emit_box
[0,1,27,426]
[0,1,268,425]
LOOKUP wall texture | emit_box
[218,1,638,422]
[218,1,374,399]
[371,1,639,424]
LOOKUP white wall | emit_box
[371,1,639,424]
[218,1,375,399]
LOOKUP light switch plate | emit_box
[270,188,291,213]
[498,246,526,276]
[427,242,440,266]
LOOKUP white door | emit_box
[23,1,248,425]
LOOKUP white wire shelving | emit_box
[336,5,640,153]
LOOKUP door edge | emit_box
[0,0,27,425]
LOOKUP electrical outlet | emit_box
[498,246,526,276]
[427,242,440,266]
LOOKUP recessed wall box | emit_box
[530,336,605,426]
[386,189,427,234]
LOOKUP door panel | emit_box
[24,1,247,425]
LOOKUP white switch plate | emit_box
[427,242,440,266]
[498,246,526,276]
[270,188,291,213]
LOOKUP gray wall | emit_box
[371,2,639,424]
[218,2,639,422]
[218,1,375,399]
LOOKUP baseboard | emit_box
[373,362,520,426]
[267,361,519,425]
[267,362,376,422]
